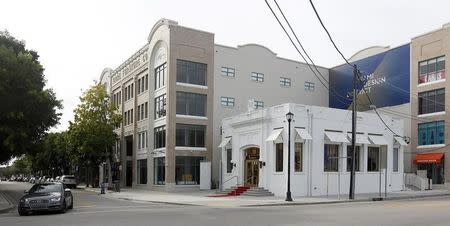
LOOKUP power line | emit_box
[308,0,352,67]
[307,0,406,138]
[264,0,350,106]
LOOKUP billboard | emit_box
[329,44,410,111]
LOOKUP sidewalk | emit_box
[82,186,450,207]
[0,191,14,213]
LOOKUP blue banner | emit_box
[329,44,410,110]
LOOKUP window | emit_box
[226,148,232,173]
[177,59,207,86]
[154,157,165,185]
[305,81,315,91]
[221,67,235,77]
[324,144,339,172]
[154,94,167,119]
[275,143,283,172]
[419,56,445,84]
[154,126,166,149]
[124,109,134,126]
[418,88,445,114]
[137,131,148,149]
[155,62,167,90]
[393,148,399,172]
[255,100,264,109]
[280,77,291,87]
[176,92,207,116]
[137,74,148,95]
[175,156,203,185]
[137,105,141,121]
[137,102,148,121]
[124,83,134,101]
[176,124,206,147]
[137,159,147,184]
[346,146,360,172]
[251,72,264,82]
[295,143,303,172]
[368,147,380,172]
[221,97,235,107]
[418,121,445,145]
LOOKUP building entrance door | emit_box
[244,147,260,187]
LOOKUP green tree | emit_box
[0,30,62,163]
[69,83,121,187]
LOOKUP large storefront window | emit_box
[418,121,445,145]
[176,59,207,86]
[368,147,380,172]
[176,92,206,116]
[418,88,445,115]
[154,157,165,185]
[324,144,339,172]
[176,124,206,147]
[346,146,360,172]
[137,159,147,184]
[175,156,203,185]
[419,56,445,84]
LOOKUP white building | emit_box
[220,103,407,196]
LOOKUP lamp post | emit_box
[285,112,294,201]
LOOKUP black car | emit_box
[18,182,73,216]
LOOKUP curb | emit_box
[0,192,15,214]
[242,193,450,207]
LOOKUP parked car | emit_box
[18,182,73,216]
[55,176,60,182]
[60,175,77,188]
[29,177,36,184]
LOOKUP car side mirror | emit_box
[64,188,71,192]
[24,190,29,194]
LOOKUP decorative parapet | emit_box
[111,44,149,85]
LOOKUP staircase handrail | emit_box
[222,175,239,192]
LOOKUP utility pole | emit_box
[349,64,357,200]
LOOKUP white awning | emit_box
[295,128,312,141]
[368,135,388,145]
[347,133,371,144]
[394,136,407,146]
[325,131,350,143]
[218,137,232,148]
[266,129,283,143]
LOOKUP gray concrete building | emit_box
[99,19,329,190]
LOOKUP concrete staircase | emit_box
[240,187,274,197]
[211,186,274,197]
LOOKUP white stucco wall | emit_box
[221,103,405,197]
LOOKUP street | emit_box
[0,182,450,226]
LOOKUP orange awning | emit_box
[415,153,444,164]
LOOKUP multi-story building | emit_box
[99,19,329,191]
[410,23,449,186]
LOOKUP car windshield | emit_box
[29,184,62,193]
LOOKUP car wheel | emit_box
[60,200,67,213]
[18,209,28,216]
[68,199,73,209]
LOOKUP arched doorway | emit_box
[244,147,260,187]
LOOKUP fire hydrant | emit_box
[100,182,105,194]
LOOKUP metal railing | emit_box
[222,175,239,194]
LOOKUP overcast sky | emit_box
[1,0,449,132]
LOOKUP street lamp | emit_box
[285,112,294,202]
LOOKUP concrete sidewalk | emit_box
[0,191,14,213]
[82,186,450,207]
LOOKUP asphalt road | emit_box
[2,181,450,226]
